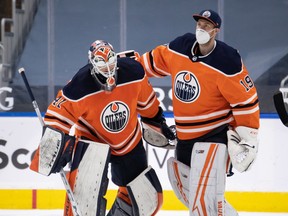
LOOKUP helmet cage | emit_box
[88,40,117,91]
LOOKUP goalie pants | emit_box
[176,124,229,167]
[110,139,148,186]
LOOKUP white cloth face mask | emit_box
[195,28,213,44]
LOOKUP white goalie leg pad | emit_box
[167,157,190,208]
[225,200,239,216]
[167,155,237,216]
[189,142,236,216]
[127,166,163,216]
[73,140,110,216]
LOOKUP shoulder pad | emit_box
[63,64,100,100]
[168,33,196,58]
[117,58,145,84]
[205,41,243,75]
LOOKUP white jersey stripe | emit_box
[230,93,258,107]
[233,106,259,116]
[46,110,75,126]
[137,91,156,106]
[143,53,160,77]
[45,122,71,133]
[174,109,231,121]
[176,117,234,133]
[113,126,141,155]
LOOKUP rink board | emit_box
[0,115,288,211]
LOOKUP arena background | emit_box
[0,0,288,214]
[0,0,287,113]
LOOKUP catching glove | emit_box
[141,107,176,149]
[227,126,258,173]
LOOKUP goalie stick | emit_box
[273,90,288,127]
[18,67,82,216]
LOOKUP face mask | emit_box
[195,28,213,44]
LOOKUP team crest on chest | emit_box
[174,71,200,102]
[101,101,130,133]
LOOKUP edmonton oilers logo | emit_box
[101,101,129,133]
[174,71,200,102]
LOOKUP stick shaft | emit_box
[18,68,82,216]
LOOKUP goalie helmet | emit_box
[88,40,117,91]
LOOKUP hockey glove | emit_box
[227,126,258,173]
[30,125,76,176]
[51,134,76,173]
[141,107,177,149]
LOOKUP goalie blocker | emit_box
[30,125,76,176]
[30,127,112,216]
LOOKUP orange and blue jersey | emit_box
[44,57,159,155]
[139,33,260,140]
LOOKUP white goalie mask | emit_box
[88,40,117,91]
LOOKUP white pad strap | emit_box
[167,157,190,208]
[127,166,162,216]
[73,140,110,216]
[190,142,229,216]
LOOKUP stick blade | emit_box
[273,90,288,127]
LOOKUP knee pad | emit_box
[127,166,163,216]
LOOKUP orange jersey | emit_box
[44,57,159,155]
[140,33,260,140]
